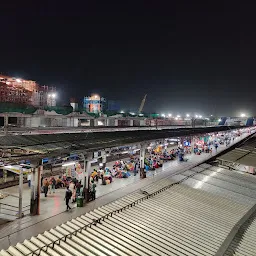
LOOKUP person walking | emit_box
[64,186,72,211]
[43,178,49,197]
[214,143,218,152]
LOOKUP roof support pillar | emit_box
[30,166,42,216]
[80,152,93,202]
[18,168,23,218]
[101,150,107,169]
[140,143,146,179]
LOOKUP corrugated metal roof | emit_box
[217,148,249,162]
[2,163,256,256]
[224,212,256,256]
[236,151,256,167]
[239,136,256,151]
[218,135,256,168]
[0,126,241,149]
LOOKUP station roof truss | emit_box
[2,163,256,255]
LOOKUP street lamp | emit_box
[240,113,246,117]
[186,114,190,117]
[161,114,166,118]
[168,113,172,117]
[48,93,57,107]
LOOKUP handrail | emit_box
[0,212,17,217]
[0,202,19,209]
[0,203,30,218]
[23,195,149,256]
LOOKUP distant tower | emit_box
[138,94,147,113]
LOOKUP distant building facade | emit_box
[0,75,56,107]
[83,94,121,114]
[83,94,106,113]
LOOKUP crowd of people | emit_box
[40,174,98,211]
[90,158,140,186]
[29,132,242,211]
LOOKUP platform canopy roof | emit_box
[217,134,256,168]
[217,148,250,162]
[0,126,239,162]
[2,163,256,255]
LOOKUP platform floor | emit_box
[0,133,249,250]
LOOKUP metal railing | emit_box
[0,196,30,219]
[0,202,30,218]
[24,194,149,256]
[0,202,19,217]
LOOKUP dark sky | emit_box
[0,1,256,116]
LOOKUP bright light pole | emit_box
[240,113,246,118]
[186,114,190,118]
[48,93,56,107]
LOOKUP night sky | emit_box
[0,2,256,116]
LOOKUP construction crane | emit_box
[138,94,147,114]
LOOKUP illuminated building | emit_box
[0,75,56,107]
[83,94,106,113]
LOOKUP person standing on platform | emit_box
[69,181,76,203]
[64,186,72,211]
[27,173,31,188]
[48,179,52,194]
[40,174,44,188]
[51,177,56,193]
[134,162,137,176]
[90,180,96,200]
[43,178,49,197]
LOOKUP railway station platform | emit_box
[0,132,250,250]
